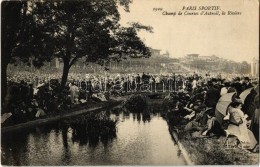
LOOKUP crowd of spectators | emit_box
[3,68,259,153]
[164,75,259,153]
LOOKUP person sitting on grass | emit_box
[183,101,206,132]
[226,98,258,152]
[183,101,223,137]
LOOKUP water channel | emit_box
[1,108,186,165]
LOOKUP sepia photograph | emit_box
[1,0,259,165]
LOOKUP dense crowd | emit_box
[3,69,260,153]
[164,76,259,153]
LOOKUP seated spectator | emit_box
[200,108,223,136]
[183,102,206,131]
[226,99,258,151]
[184,103,223,136]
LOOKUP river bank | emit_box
[2,93,259,165]
[125,94,259,165]
[1,92,163,133]
[168,124,259,165]
[1,97,125,134]
[145,94,259,165]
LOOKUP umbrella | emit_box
[240,87,258,118]
[239,87,254,104]
[215,92,236,124]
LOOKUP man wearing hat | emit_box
[233,77,243,95]
[242,77,253,90]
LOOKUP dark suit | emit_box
[242,82,253,91]
[233,82,243,95]
[205,87,220,108]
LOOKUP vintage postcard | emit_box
[1,0,259,165]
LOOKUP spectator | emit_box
[205,81,220,110]
[250,85,259,143]
[227,99,258,150]
[69,82,79,104]
[233,77,243,96]
[220,82,230,96]
[242,77,253,90]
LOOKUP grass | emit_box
[161,90,259,165]
[175,129,259,165]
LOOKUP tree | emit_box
[33,0,152,89]
[1,0,151,112]
[239,61,250,74]
[1,1,56,110]
[2,1,26,105]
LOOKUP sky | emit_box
[119,0,259,63]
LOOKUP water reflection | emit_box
[61,127,71,165]
[1,107,186,165]
[1,131,29,166]
[68,111,118,148]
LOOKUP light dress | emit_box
[227,107,257,149]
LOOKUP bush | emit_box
[123,94,148,112]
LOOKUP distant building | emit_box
[161,51,170,58]
[251,57,259,77]
[149,48,161,57]
[187,54,199,59]
[199,55,219,62]
[54,48,184,73]
[180,54,219,71]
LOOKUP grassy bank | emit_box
[1,98,125,133]
[169,125,259,165]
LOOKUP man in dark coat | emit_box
[205,81,220,110]
[233,77,243,96]
[81,79,87,90]
[242,77,253,91]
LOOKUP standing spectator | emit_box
[192,79,197,93]
[205,81,220,110]
[141,72,146,83]
[155,75,161,92]
[69,82,79,104]
[130,76,136,92]
[81,79,87,90]
[242,77,253,90]
[233,77,243,96]
[211,78,220,91]
[136,74,141,91]
[149,75,155,92]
